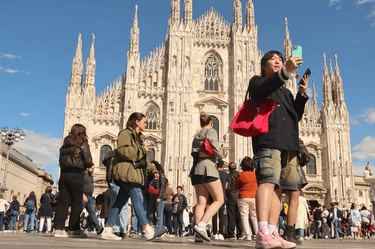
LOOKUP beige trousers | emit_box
[238,198,258,236]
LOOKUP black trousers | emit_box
[54,171,84,231]
[212,204,225,235]
[226,203,243,238]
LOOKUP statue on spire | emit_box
[91,33,95,47]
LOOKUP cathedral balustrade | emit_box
[137,86,165,98]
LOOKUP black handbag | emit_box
[132,156,147,169]
[297,138,311,166]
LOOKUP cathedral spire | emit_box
[283,17,292,61]
[245,0,255,31]
[312,79,318,108]
[322,53,332,104]
[70,33,83,85]
[84,33,96,86]
[183,0,192,25]
[130,5,139,53]
[233,0,242,31]
[334,54,346,103]
[170,0,180,26]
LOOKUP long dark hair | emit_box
[27,191,36,201]
[70,124,88,149]
[260,50,284,77]
[151,160,164,173]
[126,112,146,129]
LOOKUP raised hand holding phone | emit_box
[292,45,303,66]
[298,68,310,96]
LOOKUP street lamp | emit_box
[0,126,25,193]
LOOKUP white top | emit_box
[0,198,10,212]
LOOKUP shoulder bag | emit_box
[202,129,214,157]
[230,87,276,137]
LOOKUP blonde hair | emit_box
[200,112,212,127]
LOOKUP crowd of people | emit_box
[2,51,375,249]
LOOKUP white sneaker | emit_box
[218,234,224,240]
[101,227,122,241]
[211,233,219,240]
[193,225,210,242]
[243,235,252,241]
[144,226,167,241]
[54,229,68,238]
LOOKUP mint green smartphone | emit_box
[291,45,302,66]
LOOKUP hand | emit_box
[144,145,153,153]
[154,173,159,179]
[83,194,88,203]
[156,198,161,203]
[284,56,303,74]
[298,74,309,96]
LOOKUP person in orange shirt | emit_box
[235,157,258,241]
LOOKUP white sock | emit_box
[268,225,277,234]
[197,221,206,230]
[258,221,268,233]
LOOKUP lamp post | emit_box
[0,126,25,193]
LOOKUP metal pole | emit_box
[1,145,10,193]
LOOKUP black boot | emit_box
[283,225,301,245]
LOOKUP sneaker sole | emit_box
[146,229,167,241]
[193,225,210,242]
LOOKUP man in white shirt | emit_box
[320,206,330,238]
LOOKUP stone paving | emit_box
[0,231,374,249]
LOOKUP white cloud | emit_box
[20,113,30,117]
[336,6,341,10]
[352,136,375,160]
[13,129,61,176]
[349,116,360,125]
[0,68,29,74]
[360,108,375,123]
[329,0,341,6]
[357,0,375,5]
[0,53,21,59]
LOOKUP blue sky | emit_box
[1,0,375,182]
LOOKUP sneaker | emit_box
[193,225,210,242]
[129,231,136,238]
[96,226,104,235]
[101,227,122,241]
[54,229,68,238]
[243,235,252,241]
[211,234,219,240]
[144,226,167,241]
[218,234,224,240]
[272,229,296,249]
[69,230,87,238]
[255,226,282,249]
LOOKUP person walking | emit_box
[249,50,308,249]
[82,165,104,235]
[100,112,166,241]
[54,123,94,238]
[151,160,167,234]
[23,191,37,233]
[164,179,175,236]
[172,186,188,236]
[38,186,55,233]
[190,111,224,242]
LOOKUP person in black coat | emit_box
[54,124,94,238]
[39,186,55,233]
[249,50,308,248]
[8,195,20,232]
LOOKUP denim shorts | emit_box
[253,148,299,191]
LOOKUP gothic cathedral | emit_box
[63,0,355,209]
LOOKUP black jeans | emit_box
[226,203,243,238]
[172,212,184,235]
[54,171,84,231]
[212,204,226,235]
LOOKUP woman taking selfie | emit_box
[249,51,309,249]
